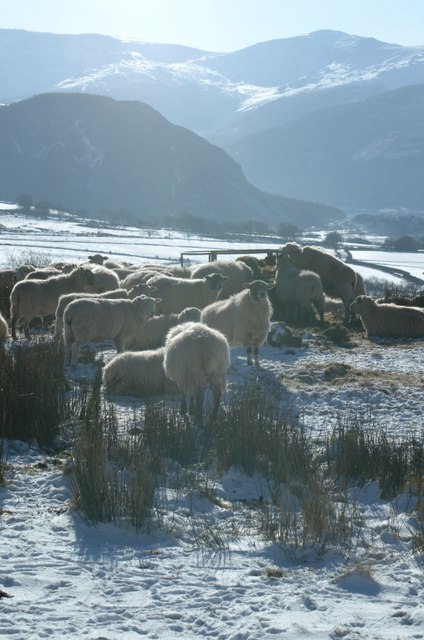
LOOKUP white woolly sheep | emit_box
[122,267,173,290]
[282,243,357,322]
[54,288,136,341]
[201,279,273,366]
[0,266,34,320]
[10,266,96,340]
[63,294,159,366]
[0,311,8,339]
[350,295,424,338]
[146,273,228,314]
[87,254,126,269]
[103,347,177,395]
[84,264,120,292]
[126,306,201,350]
[0,266,34,298]
[190,259,253,299]
[272,252,324,325]
[164,321,230,422]
[25,267,62,280]
[142,263,191,278]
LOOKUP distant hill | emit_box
[348,212,424,237]
[1,29,424,146]
[227,84,424,210]
[0,93,343,229]
[2,28,423,214]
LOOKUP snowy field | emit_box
[1,207,424,639]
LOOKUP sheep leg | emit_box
[210,385,221,422]
[193,388,204,424]
[70,342,80,367]
[246,346,253,365]
[180,393,188,415]
[23,320,31,340]
[11,315,17,340]
[254,346,260,367]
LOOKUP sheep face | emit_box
[178,307,201,323]
[88,254,106,265]
[204,273,229,292]
[349,295,372,314]
[132,295,159,320]
[77,266,97,288]
[248,280,273,301]
[128,283,156,298]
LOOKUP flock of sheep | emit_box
[2,243,424,421]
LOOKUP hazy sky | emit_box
[1,0,423,51]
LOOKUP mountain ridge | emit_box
[0,92,343,228]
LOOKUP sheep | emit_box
[271,252,324,325]
[142,263,191,278]
[145,273,228,314]
[84,264,120,292]
[102,347,176,395]
[10,266,96,340]
[0,266,34,296]
[87,254,124,269]
[25,267,62,280]
[53,287,140,341]
[350,295,424,338]
[126,306,201,350]
[235,255,263,278]
[122,267,173,290]
[201,279,273,366]
[164,321,230,422]
[282,243,357,322]
[63,294,159,366]
[55,283,155,340]
[190,259,253,299]
[0,311,8,339]
[0,266,34,316]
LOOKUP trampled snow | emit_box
[1,209,424,639]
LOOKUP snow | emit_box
[1,209,424,639]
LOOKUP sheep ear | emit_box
[148,285,157,292]
[155,297,162,304]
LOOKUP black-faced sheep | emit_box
[282,243,357,322]
[63,295,159,366]
[201,280,273,366]
[190,259,253,299]
[10,266,96,340]
[126,306,201,350]
[272,252,324,325]
[350,295,424,338]
[103,347,176,396]
[163,321,230,423]
[146,273,228,314]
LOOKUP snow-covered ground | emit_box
[1,208,424,639]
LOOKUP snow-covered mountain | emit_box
[1,28,424,213]
[228,83,424,210]
[1,28,423,144]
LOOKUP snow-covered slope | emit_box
[1,29,424,143]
